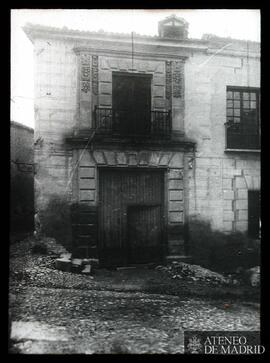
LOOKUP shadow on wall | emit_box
[39,195,72,250]
[10,174,34,233]
[186,218,260,273]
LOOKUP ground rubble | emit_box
[9,237,260,296]
[9,237,97,290]
[9,236,261,354]
[156,262,233,285]
[156,261,260,289]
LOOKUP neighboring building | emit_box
[10,121,34,233]
[23,15,260,266]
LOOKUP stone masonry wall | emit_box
[33,38,78,247]
[185,52,260,233]
[10,122,34,232]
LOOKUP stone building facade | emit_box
[10,121,34,233]
[24,15,260,266]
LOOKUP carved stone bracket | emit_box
[92,55,99,95]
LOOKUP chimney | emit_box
[158,14,189,40]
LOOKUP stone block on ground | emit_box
[81,258,99,268]
[82,259,90,265]
[72,258,82,266]
[81,264,91,274]
[60,253,72,260]
[55,258,71,272]
[71,259,83,273]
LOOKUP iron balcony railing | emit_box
[225,121,260,150]
[93,106,172,136]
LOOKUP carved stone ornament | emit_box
[92,55,99,95]
[165,60,172,100]
[172,61,183,98]
[80,53,91,93]
[81,81,90,93]
[81,65,90,81]
[81,53,91,65]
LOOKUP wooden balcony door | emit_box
[112,72,152,134]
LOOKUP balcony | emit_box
[93,106,172,136]
[225,121,260,151]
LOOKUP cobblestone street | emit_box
[9,239,261,354]
[10,286,260,354]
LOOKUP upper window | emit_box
[225,87,260,150]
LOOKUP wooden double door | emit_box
[98,168,165,266]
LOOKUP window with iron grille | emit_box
[225,87,260,150]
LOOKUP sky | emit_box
[11,9,260,128]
